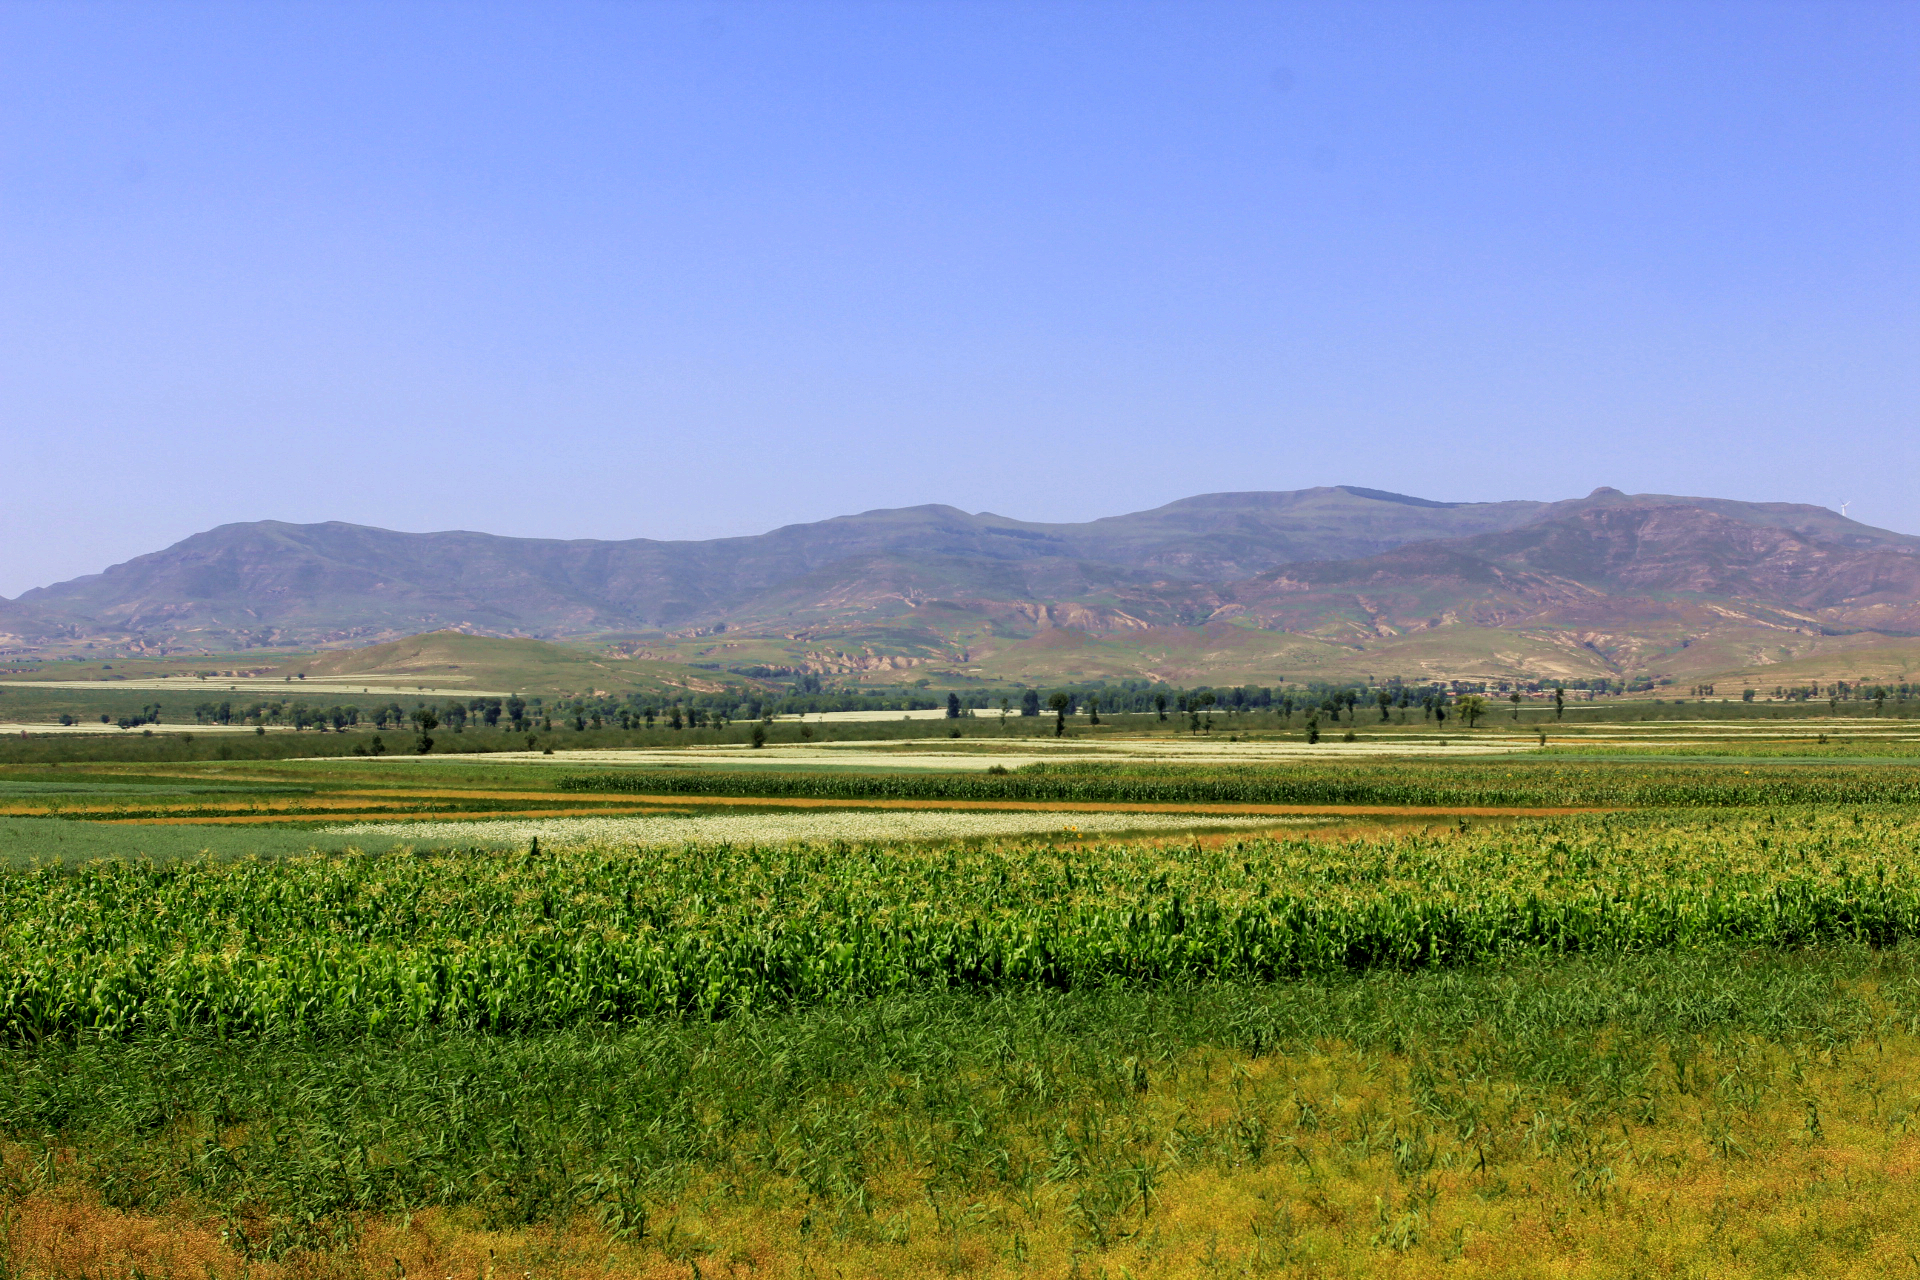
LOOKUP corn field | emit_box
[558,761,1920,807]
[5,809,1920,1039]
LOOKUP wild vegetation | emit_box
[10,944,1920,1277]
[6,730,1920,1275]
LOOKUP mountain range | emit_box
[6,485,1919,686]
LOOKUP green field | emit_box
[7,726,1920,1276]
[0,816,513,868]
[6,809,1918,1039]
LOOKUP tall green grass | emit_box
[1,944,1910,1249]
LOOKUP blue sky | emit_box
[3,1,1915,596]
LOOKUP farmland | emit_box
[4,724,1920,1275]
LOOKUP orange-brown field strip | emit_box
[7,790,1612,832]
[514,793,1615,817]
[96,807,691,826]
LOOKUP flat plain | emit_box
[5,712,1920,1277]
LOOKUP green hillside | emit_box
[1684,635,1920,690]
[262,632,747,697]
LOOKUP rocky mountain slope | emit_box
[0,487,1558,646]
[4,485,1916,684]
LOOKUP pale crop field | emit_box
[323,808,1323,846]
[0,720,282,736]
[354,735,1533,772]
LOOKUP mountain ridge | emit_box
[4,486,1916,685]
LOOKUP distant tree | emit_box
[1154,692,1168,721]
[1087,694,1100,726]
[1553,686,1565,720]
[946,692,961,719]
[1021,689,1041,717]
[1509,691,1522,720]
[1742,689,1756,703]
[1197,691,1217,730]
[1457,695,1487,728]
[751,723,767,749]
[1305,712,1320,744]
[1378,690,1393,722]
[410,707,438,754]
[669,706,683,730]
[1048,692,1070,736]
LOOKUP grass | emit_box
[0,632,730,699]
[6,945,1920,1276]
[0,816,513,868]
[1548,740,1920,760]
[12,724,1920,1276]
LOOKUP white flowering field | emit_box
[323,808,1323,846]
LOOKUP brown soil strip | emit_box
[494,793,1613,818]
[0,797,621,818]
[90,795,1612,825]
[333,789,672,803]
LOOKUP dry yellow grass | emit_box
[9,1029,1920,1279]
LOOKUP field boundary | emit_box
[88,794,1618,824]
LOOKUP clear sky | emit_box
[3,1,1915,597]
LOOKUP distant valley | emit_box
[5,485,1919,689]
